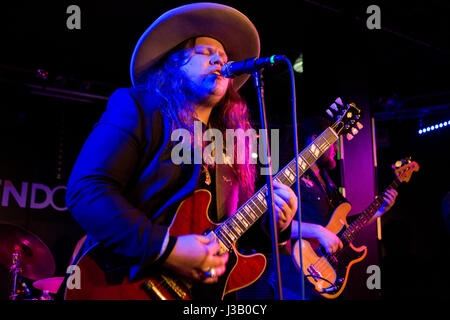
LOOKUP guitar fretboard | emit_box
[341,179,401,245]
[214,127,339,249]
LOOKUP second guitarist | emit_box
[292,116,397,299]
[237,116,397,300]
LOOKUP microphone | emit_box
[221,55,286,78]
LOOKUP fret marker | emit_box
[298,158,307,170]
[236,212,249,227]
[310,144,320,157]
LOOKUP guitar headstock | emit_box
[392,157,420,183]
[327,97,363,141]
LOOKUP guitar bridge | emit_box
[307,265,323,280]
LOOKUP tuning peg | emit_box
[335,97,344,107]
[330,103,339,112]
[393,160,403,168]
[351,127,359,135]
[356,122,363,130]
[346,133,354,141]
[326,109,333,118]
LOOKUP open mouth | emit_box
[211,70,223,77]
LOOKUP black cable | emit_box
[282,56,305,301]
[304,274,338,293]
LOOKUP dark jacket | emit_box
[299,168,347,226]
[66,88,203,278]
[66,87,282,279]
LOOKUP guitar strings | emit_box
[215,133,335,259]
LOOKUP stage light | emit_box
[418,120,450,135]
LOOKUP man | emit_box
[63,3,297,299]
[291,117,398,299]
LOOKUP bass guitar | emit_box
[65,100,361,300]
[292,158,419,299]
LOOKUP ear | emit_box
[306,134,318,145]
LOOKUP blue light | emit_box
[418,119,450,135]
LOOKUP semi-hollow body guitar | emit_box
[64,101,361,300]
[292,159,419,299]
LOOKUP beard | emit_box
[318,155,336,171]
[182,72,228,107]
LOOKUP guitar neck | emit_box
[342,178,401,244]
[214,127,340,249]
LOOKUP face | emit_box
[180,37,230,106]
[319,141,338,170]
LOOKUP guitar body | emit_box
[292,202,367,299]
[65,189,266,300]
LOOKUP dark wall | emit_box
[1,0,449,300]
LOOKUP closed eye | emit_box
[194,45,228,63]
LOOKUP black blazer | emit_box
[66,87,290,279]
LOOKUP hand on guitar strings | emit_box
[377,188,398,215]
[316,227,344,254]
[163,234,229,284]
[271,181,298,232]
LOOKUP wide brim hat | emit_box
[130,2,260,90]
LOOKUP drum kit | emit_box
[0,222,64,300]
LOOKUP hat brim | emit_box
[130,2,260,90]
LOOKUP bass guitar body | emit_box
[64,190,266,300]
[292,202,367,299]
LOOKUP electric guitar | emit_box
[292,158,419,299]
[64,99,361,300]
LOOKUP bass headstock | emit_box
[392,157,420,183]
[327,97,363,140]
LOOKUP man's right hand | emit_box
[317,226,343,254]
[163,234,229,284]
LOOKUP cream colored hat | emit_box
[130,2,260,89]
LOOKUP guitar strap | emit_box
[321,168,348,209]
[215,163,240,222]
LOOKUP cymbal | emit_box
[0,222,55,280]
[33,277,64,294]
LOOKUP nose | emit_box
[210,53,225,67]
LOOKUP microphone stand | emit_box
[253,71,283,300]
[283,57,305,300]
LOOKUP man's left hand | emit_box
[378,188,398,215]
[270,181,298,232]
